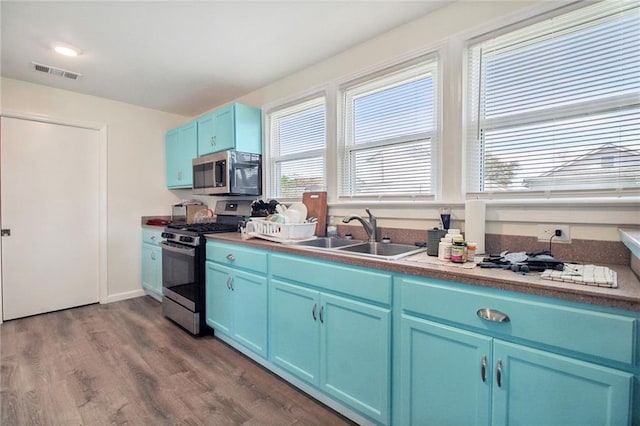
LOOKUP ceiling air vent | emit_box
[32,62,82,80]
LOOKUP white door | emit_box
[1,116,100,320]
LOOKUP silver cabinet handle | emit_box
[226,277,232,290]
[150,252,156,261]
[319,305,324,323]
[150,235,156,241]
[312,304,317,321]
[226,254,235,261]
[481,355,487,382]
[229,277,234,291]
[496,359,503,387]
[477,308,510,323]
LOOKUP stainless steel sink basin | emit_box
[293,237,425,260]
[293,237,364,249]
[335,242,426,260]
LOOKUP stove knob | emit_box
[161,232,174,239]
[179,236,194,243]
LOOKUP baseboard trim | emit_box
[106,289,145,304]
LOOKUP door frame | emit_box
[0,110,108,324]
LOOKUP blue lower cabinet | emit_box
[492,340,632,426]
[394,279,635,426]
[203,242,637,426]
[269,278,391,424]
[400,315,632,426]
[320,293,391,424]
[205,261,267,357]
[141,229,162,300]
[205,262,233,335]
[231,269,267,356]
[270,279,320,384]
[400,316,491,425]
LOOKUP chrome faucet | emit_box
[343,209,378,242]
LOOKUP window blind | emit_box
[340,57,438,197]
[268,97,326,198]
[467,0,640,195]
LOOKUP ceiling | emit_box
[1,1,450,117]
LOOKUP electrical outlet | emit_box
[537,224,571,243]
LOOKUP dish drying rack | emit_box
[242,219,317,243]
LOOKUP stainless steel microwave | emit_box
[192,151,262,196]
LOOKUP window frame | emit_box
[337,54,441,201]
[463,0,640,199]
[264,92,327,200]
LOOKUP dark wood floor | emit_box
[0,296,356,425]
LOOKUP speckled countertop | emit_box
[206,232,640,312]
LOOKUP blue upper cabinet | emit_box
[197,103,262,156]
[166,120,197,188]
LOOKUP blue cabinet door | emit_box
[492,340,632,426]
[320,293,391,425]
[166,121,197,188]
[399,316,491,426]
[233,103,262,153]
[141,244,158,293]
[205,261,232,335]
[269,279,320,385]
[231,269,267,357]
[149,244,162,296]
[197,105,235,155]
[165,128,181,187]
[196,104,261,155]
[196,113,216,156]
[212,105,235,152]
[141,229,163,300]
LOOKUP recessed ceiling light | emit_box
[54,45,81,57]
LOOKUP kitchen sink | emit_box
[336,242,426,260]
[293,238,425,260]
[293,237,364,249]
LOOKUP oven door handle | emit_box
[160,242,196,257]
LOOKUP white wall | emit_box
[236,0,639,242]
[0,77,186,301]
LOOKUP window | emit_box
[466,0,640,195]
[340,56,438,198]
[267,96,326,198]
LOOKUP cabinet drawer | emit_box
[401,277,636,365]
[271,253,392,305]
[142,228,163,245]
[206,241,267,274]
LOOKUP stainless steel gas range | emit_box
[160,200,251,335]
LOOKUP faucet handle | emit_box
[365,208,375,219]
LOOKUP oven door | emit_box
[161,241,198,312]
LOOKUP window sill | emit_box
[620,229,640,260]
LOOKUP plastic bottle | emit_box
[451,239,466,263]
[466,242,477,262]
[438,237,453,261]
